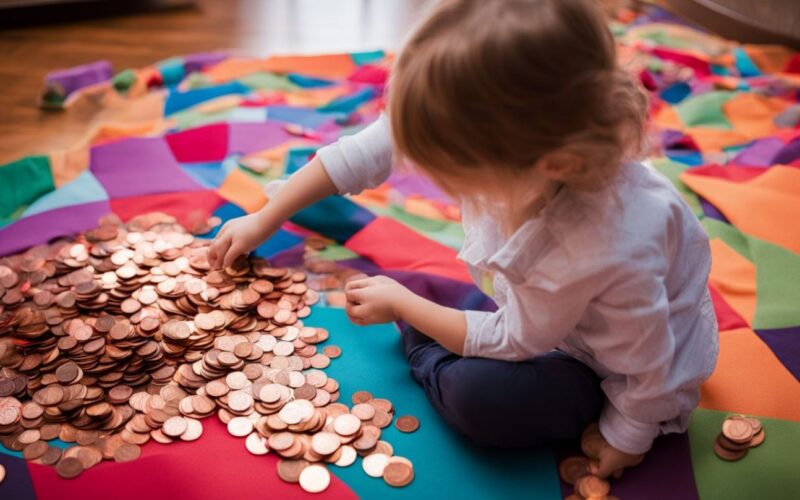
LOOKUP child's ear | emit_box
[537,150,584,182]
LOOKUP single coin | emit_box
[352,403,375,421]
[723,416,754,444]
[716,433,750,452]
[0,463,5,483]
[559,456,590,485]
[277,459,309,483]
[395,415,419,433]
[56,457,84,479]
[113,443,141,463]
[163,416,188,437]
[323,345,342,359]
[334,445,357,467]
[748,430,766,448]
[383,459,414,487]
[333,414,361,436]
[180,419,204,441]
[745,416,763,435]
[576,475,610,498]
[228,416,254,437]
[352,391,373,404]
[714,439,748,461]
[362,453,390,478]
[311,432,340,456]
[299,464,330,493]
[245,432,269,455]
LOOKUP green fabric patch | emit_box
[689,408,800,500]
[750,238,800,329]
[171,108,235,130]
[238,72,298,92]
[316,244,359,261]
[315,306,561,499]
[183,71,214,90]
[702,218,753,262]
[651,157,704,217]
[0,155,54,219]
[639,30,698,51]
[675,91,735,129]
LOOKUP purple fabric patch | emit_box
[0,453,36,500]
[227,122,294,155]
[698,196,729,223]
[387,171,453,205]
[90,137,203,199]
[732,137,785,166]
[183,51,229,75]
[340,257,496,313]
[755,327,800,382]
[0,201,110,256]
[773,139,800,165]
[45,60,112,97]
[557,433,699,500]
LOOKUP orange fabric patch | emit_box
[723,93,790,139]
[203,58,270,84]
[652,104,683,129]
[217,169,268,214]
[683,167,800,254]
[700,328,800,421]
[49,147,89,188]
[743,45,795,74]
[708,239,757,325]
[262,54,356,79]
[683,127,750,151]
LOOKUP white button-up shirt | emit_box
[317,115,719,454]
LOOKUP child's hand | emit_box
[208,214,272,269]
[589,441,645,479]
[344,276,410,325]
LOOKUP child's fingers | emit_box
[222,243,244,269]
[210,236,232,270]
[345,279,369,292]
[345,287,367,304]
[346,302,367,322]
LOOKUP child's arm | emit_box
[209,115,394,269]
[345,276,468,354]
[209,156,337,269]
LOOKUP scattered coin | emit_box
[0,464,5,484]
[383,457,414,487]
[395,415,420,433]
[714,414,765,461]
[363,452,390,478]
[299,464,331,494]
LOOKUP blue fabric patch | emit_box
[286,147,319,175]
[711,64,729,76]
[180,161,227,189]
[317,86,376,114]
[158,57,186,86]
[253,229,304,258]
[21,170,108,217]
[165,82,250,115]
[660,82,691,104]
[666,149,704,166]
[350,50,385,66]
[230,107,268,123]
[288,73,335,88]
[734,47,762,78]
[290,194,375,243]
[315,306,562,500]
[266,105,342,128]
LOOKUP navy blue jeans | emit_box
[402,326,604,448]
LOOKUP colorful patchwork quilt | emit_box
[1,5,800,499]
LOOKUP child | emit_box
[209,0,718,478]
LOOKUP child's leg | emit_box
[402,326,603,448]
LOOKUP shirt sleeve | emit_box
[463,268,598,361]
[316,114,394,195]
[586,256,678,455]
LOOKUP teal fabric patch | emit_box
[350,50,385,66]
[314,306,561,499]
[22,170,108,217]
[0,155,55,219]
[675,91,735,129]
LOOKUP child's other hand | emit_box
[589,441,645,479]
[208,214,270,270]
[344,275,409,325]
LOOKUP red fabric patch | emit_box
[348,64,389,85]
[165,123,229,162]
[27,417,357,500]
[785,53,800,74]
[345,217,473,283]
[110,190,227,230]
[709,284,748,331]
[651,47,711,76]
[685,164,767,182]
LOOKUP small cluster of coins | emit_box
[559,424,622,500]
[0,213,416,493]
[714,414,765,461]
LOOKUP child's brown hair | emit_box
[389,0,647,203]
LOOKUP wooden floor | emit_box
[0,0,428,164]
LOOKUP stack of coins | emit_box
[0,213,416,493]
[714,414,765,461]
[558,424,621,500]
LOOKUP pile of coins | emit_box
[558,424,623,500]
[0,213,416,493]
[714,414,765,461]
